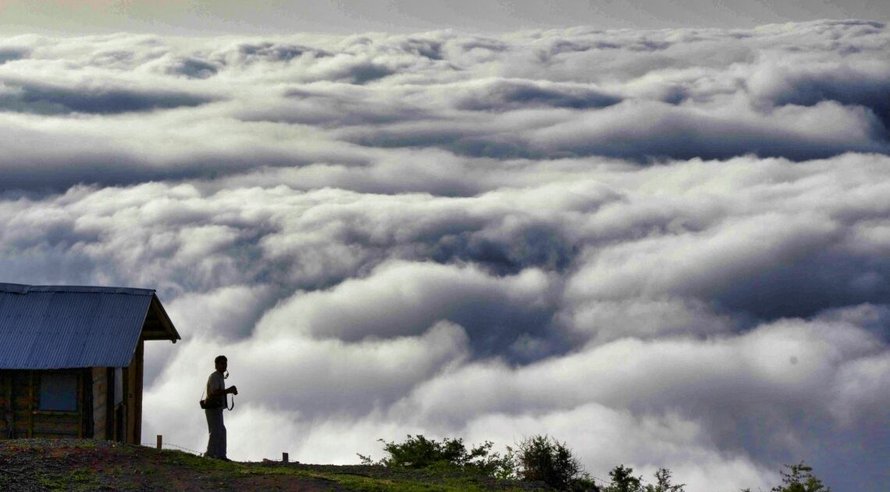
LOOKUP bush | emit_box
[359,434,516,478]
[645,467,685,492]
[515,435,595,491]
[770,462,830,492]
[603,464,642,492]
[379,434,466,469]
[600,465,686,492]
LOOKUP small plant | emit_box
[473,441,519,479]
[770,461,830,492]
[515,434,594,490]
[645,467,685,492]
[604,464,643,492]
[380,434,467,469]
[600,465,685,492]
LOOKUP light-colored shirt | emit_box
[206,371,225,407]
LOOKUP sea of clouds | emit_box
[1,19,889,490]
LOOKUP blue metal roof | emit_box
[0,283,179,369]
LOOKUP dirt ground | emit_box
[0,439,347,491]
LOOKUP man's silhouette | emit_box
[205,354,238,460]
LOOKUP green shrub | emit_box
[380,434,466,469]
[603,464,642,492]
[770,462,830,492]
[645,467,686,492]
[360,434,516,478]
[600,465,686,492]
[515,435,594,490]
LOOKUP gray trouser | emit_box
[205,407,226,459]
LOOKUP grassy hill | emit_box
[0,439,547,491]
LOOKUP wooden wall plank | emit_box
[92,367,107,439]
[0,372,10,438]
[28,371,34,438]
[134,339,144,445]
[33,417,81,434]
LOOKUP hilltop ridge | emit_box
[0,439,543,491]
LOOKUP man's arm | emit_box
[208,386,237,398]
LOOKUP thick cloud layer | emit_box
[1,20,889,491]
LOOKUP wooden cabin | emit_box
[0,283,180,444]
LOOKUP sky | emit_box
[1,0,889,34]
[1,2,889,491]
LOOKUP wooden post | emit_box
[156,434,163,450]
[28,371,34,438]
[282,452,289,463]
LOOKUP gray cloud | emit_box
[344,99,888,160]
[233,42,328,63]
[454,79,622,111]
[0,79,215,114]
[747,59,890,133]
[255,262,565,362]
[1,20,890,491]
[164,57,220,79]
[0,47,29,64]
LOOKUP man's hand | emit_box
[228,385,238,395]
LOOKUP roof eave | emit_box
[142,294,181,343]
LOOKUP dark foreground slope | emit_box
[0,439,544,491]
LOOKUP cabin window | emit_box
[39,373,79,412]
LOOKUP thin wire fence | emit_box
[140,438,611,485]
[141,439,202,456]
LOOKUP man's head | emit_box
[214,355,228,372]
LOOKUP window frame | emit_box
[37,371,81,414]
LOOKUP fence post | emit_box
[156,435,163,450]
[282,452,289,463]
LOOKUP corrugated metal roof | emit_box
[0,283,172,369]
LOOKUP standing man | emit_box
[205,355,238,460]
